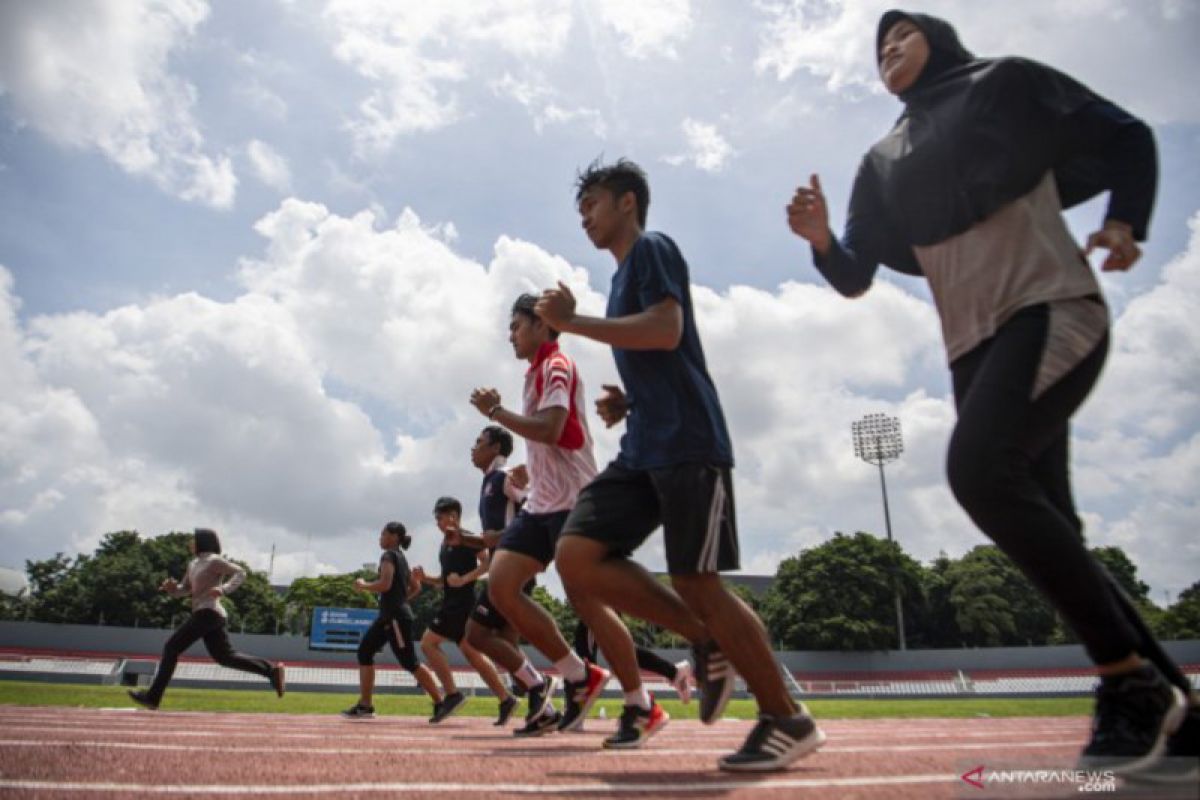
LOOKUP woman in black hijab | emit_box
[786,10,1194,775]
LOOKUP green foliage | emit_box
[283,570,375,636]
[944,546,1057,647]
[761,531,925,650]
[1160,580,1200,639]
[1090,546,1151,603]
[22,531,279,632]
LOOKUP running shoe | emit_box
[127,690,158,710]
[718,708,826,772]
[1079,664,1186,775]
[431,691,466,723]
[524,675,558,723]
[340,702,375,720]
[693,640,735,724]
[602,700,669,749]
[495,695,518,726]
[558,662,611,732]
[514,708,562,737]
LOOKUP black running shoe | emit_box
[602,700,669,749]
[524,675,558,723]
[1126,703,1200,784]
[127,690,158,710]
[431,691,466,724]
[270,663,286,698]
[340,702,375,719]
[718,708,826,772]
[693,640,735,724]
[495,695,518,726]
[427,700,442,723]
[513,709,561,737]
[1078,664,1186,775]
[558,662,611,733]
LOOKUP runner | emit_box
[784,9,1194,775]
[542,158,823,767]
[128,528,284,710]
[341,521,442,720]
[415,496,512,724]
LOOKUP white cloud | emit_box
[753,0,1200,124]
[666,118,735,172]
[491,73,607,137]
[246,139,292,193]
[593,0,694,60]
[0,0,237,207]
[320,0,574,153]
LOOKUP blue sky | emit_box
[1,0,1197,603]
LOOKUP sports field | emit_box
[2,681,1190,798]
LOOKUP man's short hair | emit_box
[575,157,649,229]
[511,293,559,340]
[433,496,462,516]
[482,425,514,457]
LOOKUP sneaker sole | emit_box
[514,716,560,737]
[1082,687,1189,777]
[340,714,375,720]
[559,670,612,733]
[717,726,826,773]
[602,712,670,750]
[701,672,735,725]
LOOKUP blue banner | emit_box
[309,606,378,651]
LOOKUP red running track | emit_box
[0,706,1177,798]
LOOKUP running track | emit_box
[0,706,1182,798]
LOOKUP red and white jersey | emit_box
[523,341,597,514]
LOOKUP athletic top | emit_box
[378,548,413,620]
[169,553,246,618]
[439,543,480,610]
[607,232,734,470]
[522,341,598,513]
[479,456,521,539]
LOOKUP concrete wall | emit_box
[3,620,1198,671]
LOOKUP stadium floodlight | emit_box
[851,413,907,650]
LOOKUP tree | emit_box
[944,546,1057,647]
[913,552,964,648]
[1161,580,1200,640]
[284,571,375,636]
[760,532,925,651]
[1091,546,1151,603]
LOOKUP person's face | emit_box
[434,510,460,534]
[509,311,545,361]
[471,431,500,470]
[578,187,633,250]
[378,529,396,550]
[879,19,930,95]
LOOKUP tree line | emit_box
[3,529,1197,651]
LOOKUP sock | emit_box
[555,652,587,683]
[625,687,652,710]
[514,660,543,690]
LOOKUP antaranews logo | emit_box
[961,765,985,790]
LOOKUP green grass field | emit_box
[0,680,1091,719]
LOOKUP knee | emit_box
[671,573,722,619]
[465,624,488,651]
[420,636,437,656]
[554,536,601,588]
[356,647,374,667]
[399,652,419,672]
[946,435,1006,513]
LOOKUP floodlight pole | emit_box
[853,413,907,651]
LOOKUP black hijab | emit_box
[194,528,222,555]
[867,10,1134,246]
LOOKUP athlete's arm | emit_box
[471,392,568,446]
[355,560,395,594]
[536,282,682,351]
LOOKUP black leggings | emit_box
[572,620,678,680]
[146,609,274,703]
[947,305,1187,691]
[357,614,420,672]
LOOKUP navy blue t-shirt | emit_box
[478,469,512,537]
[607,232,733,470]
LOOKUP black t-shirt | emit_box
[439,543,479,610]
[378,549,412,620]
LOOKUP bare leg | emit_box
[567,587,641,692]
[421,630,458,695]
[673,573,796,718]
[358,665,375,707]
[462,639,511,699]
[488,551,571,662]
[466,619,525,674]
[411,664,442,702]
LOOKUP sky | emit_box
[1,0,1197,606]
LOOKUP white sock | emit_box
[625,687,651,710]
[514,660,543,690]
[555,652,587,683]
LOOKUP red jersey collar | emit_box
[526,340,561,375]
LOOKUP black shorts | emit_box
[470,577,536,631]
[497,509,570,567]
[427,601,474,643]
[358,613,419,671]
[562,461,739,575]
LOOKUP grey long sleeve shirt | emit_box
[169,553,246,617]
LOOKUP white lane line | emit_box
[0,774,957,794]
[0,738,1076,756]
